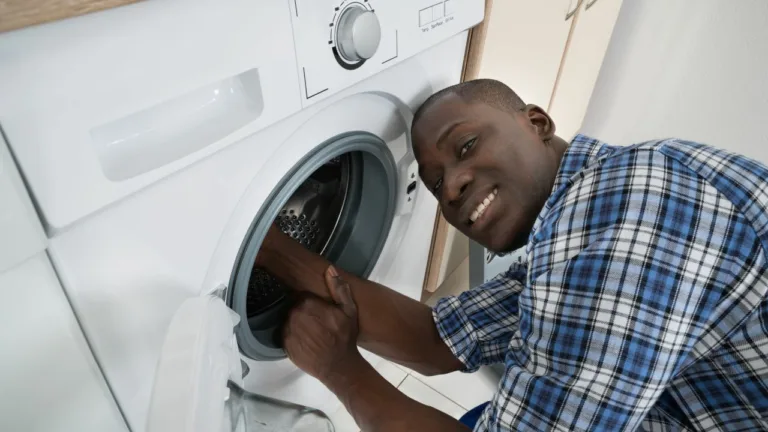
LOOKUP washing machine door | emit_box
[145,292,243,432]
[145,291,334,432]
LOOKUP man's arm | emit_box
[258,226,463,375]
[281,266,471,432]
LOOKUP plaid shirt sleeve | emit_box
[433,262,527,371]
[481,219,706,431]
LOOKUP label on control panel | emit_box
[419,1,456,33]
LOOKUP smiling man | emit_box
[256,79,768,431]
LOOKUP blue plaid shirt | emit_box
[434,135,768,431]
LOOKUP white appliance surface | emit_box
[33,12,475,432]
[0,0,482,233]
[0,253,128,432]
[581,0,768,164]
[0,132,46,273]
[1,123,126,431]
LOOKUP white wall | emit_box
[582,0,768,163]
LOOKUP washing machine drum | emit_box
[227,132,398,361]
[245,154,352,318]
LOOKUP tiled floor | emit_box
[398,375,466,419]
[328,258,501,432]
[327,354,500,432]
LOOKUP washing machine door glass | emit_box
[145,293,333,432]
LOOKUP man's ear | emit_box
[524,104,556,142]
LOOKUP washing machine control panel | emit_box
[289,0,484,107]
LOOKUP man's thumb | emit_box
[325,265,357,317]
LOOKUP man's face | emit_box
[412,95,557,253]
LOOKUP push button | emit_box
[432,3,444,20]
[419,7,432,27]
[444,0,455,15]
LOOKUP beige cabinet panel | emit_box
[477,0,576,107]
[549,0,623,141]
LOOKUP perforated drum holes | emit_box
[276,211,320,247]
[246,154,352,317]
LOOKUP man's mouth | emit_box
[468,188,498,225]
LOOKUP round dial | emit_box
[335,5,381,63]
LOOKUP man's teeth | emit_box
[469,189,498,223]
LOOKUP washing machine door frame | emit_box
[147,91,431,431]
[201,91,422,362]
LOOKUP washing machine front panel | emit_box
[0,0,301,232]
[0,0,483,234]
[47,34,466,429]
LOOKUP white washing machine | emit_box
[0,0,483,430]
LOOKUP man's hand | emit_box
[282,265,365,385]
[281,265,470,432]
[254,219,464,377]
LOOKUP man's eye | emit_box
[459,138,476,157]
[432,177,443,193]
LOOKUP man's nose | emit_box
[443,168,473,206]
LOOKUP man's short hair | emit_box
[412,78,526,129]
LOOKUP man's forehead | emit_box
[418,94,467,125]
[413,95,470,140]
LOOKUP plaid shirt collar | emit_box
[529,134,613,253]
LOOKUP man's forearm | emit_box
[327,356,471,432]
[259,229,463,375]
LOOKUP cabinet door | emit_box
[0,254,128,432]
[548,0,623,141]
[477,0,577,107]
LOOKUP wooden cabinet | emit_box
[477,0,576,107]
[0,0,141,33]
[475,0,623,134]
[549,0,624,140]
[473,0,623,137]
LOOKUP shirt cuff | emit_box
[432,296,483,372]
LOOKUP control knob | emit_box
[336,6,381,63]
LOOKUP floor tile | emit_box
[397,375,466,419]
[327,404,359,432]
[408,366,500,410]
[361,351,409,388]
[373,359,408,388]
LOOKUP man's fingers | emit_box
[282,305,313,352]
[325,265,357,318]
[324,265,341,298]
